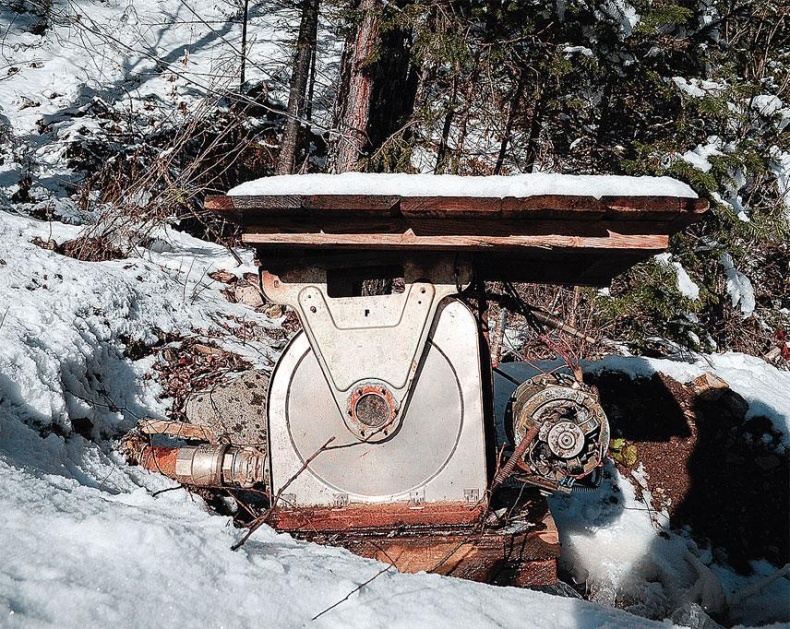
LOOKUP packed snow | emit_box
[228,172,698,199]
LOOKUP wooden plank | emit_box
[242,217,680,238]
[400,196,502,217]
[205,194,302,212]
[601,195,708,221]
[501,195,606,219]
[241,230,668,250]
[206,194,400,217]
[301,194,401,214]
[208,194,707,227]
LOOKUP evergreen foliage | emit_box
[323,0,788,358]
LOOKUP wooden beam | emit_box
[241,230,668,250]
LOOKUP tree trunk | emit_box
[493,74,526,175]
[239,0,250,90]
[334,0,380,172]
[277,0,320,175]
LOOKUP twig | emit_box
[311,564,393,621]
[231,436,335,551]
[152,485,184,497]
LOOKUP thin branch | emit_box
[231,436,335,551]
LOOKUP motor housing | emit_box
[509,373,609,493]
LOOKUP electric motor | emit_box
[508,372,609,493]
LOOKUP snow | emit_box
[0,215,676,628]
[672,77,725,98]
[3,457,660,629]
[564,46,594,58]
[496,354,790,625]
[752,95,783,117]
[654,253,701,300]
[0,1,787,626]
[228,172,698,199]
[588,352,790,446]
[1,206,788,626]
[770,147,790,217]
[680,140,724,174]
[597,1,641,38]
[720,253,756,318]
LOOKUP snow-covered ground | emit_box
[2,206,789,628]
[0,210,671,628]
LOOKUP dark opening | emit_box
[326,265,405,298]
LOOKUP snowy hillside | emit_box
[3,208,788,628]
[1,1,789,628]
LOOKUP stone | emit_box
[234,283,265,309]
[184,370,270,446]
[692,372,729,401]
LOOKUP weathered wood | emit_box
[208,194,705,218]
[241,230,668,250]
[206,194,401,217]
[207,190,707,285]
[243,217,680,238]
[400,196,502,217]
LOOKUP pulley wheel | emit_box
[270,332,465,498]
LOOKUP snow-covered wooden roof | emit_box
[206,173,708,286]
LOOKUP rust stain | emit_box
[140,446,179,479]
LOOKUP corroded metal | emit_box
[139,444,266,488]
[510,373,609,493]
[347,382,397,438]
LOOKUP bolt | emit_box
[310,306,316,313]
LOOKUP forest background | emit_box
[3,0,789,363]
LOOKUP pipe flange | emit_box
[346,382,398,441]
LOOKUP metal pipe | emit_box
[140,444,266,488]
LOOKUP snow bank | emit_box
[1,454,664,629]
[228,172,698,199]
[588,352,790,447]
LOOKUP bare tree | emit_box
[277,0,320,174]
